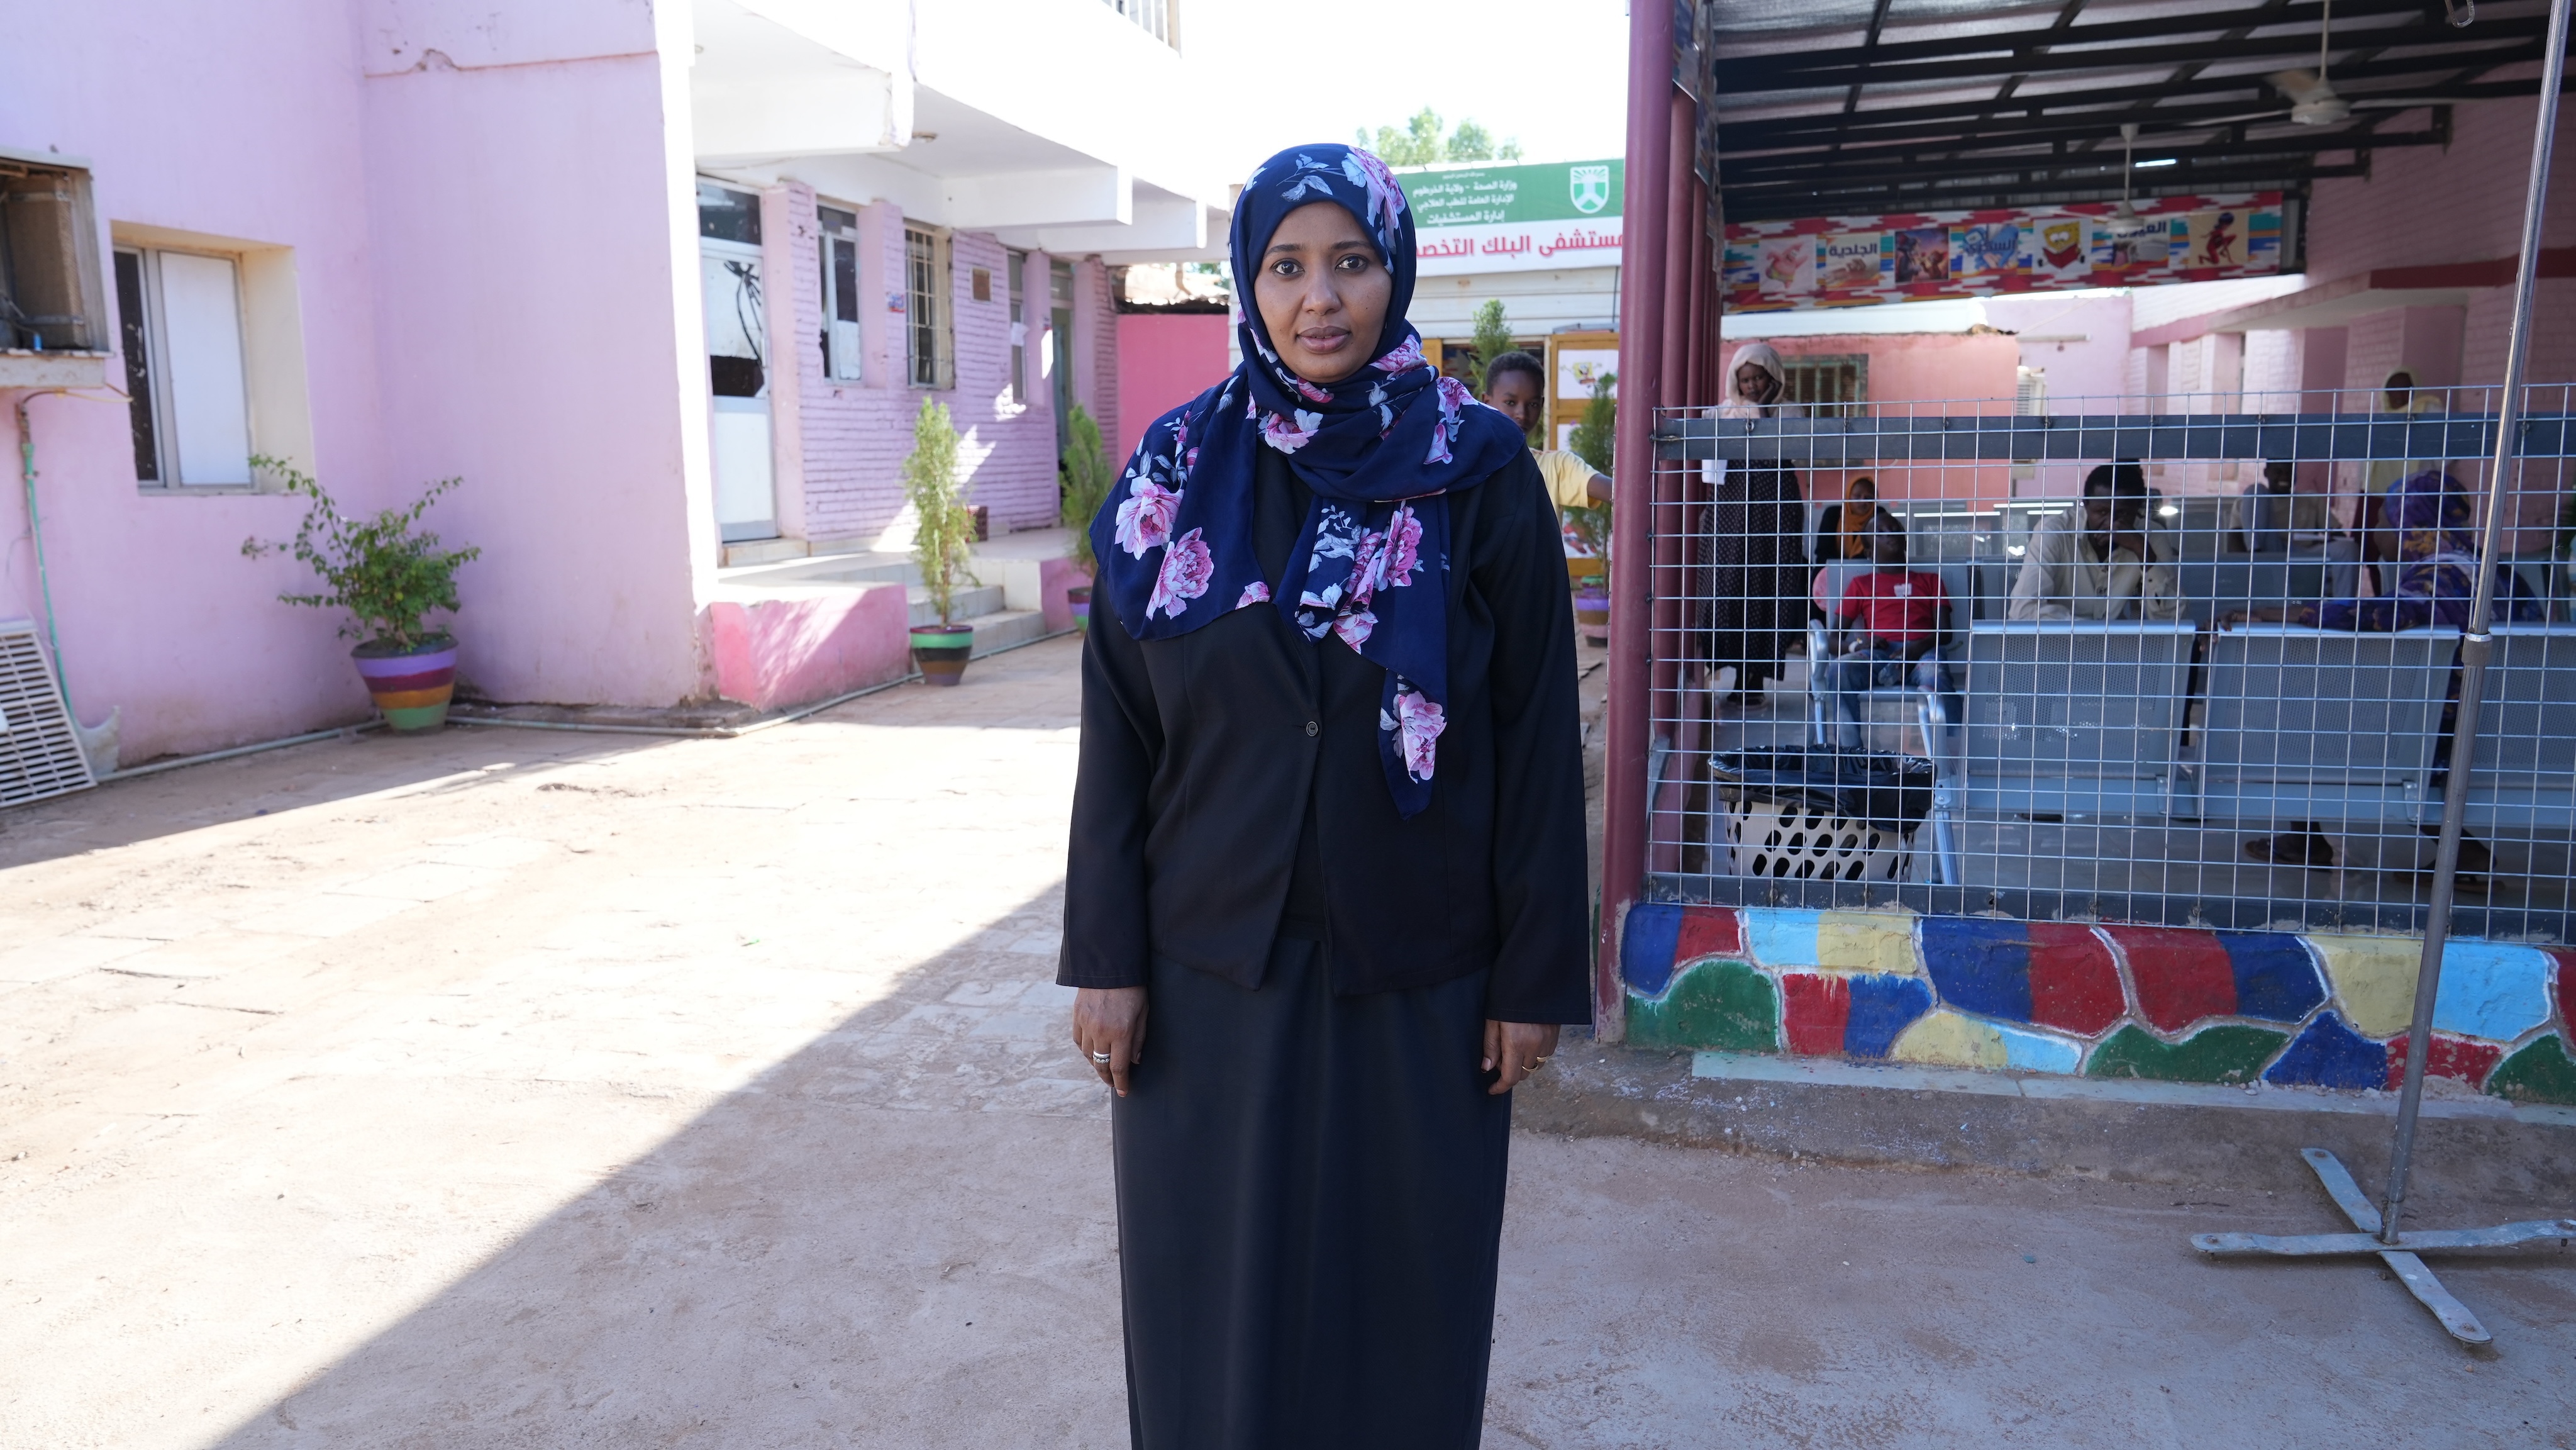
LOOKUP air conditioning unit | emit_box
[0,619,95,808]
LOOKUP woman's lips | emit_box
[1298,329,1352,354]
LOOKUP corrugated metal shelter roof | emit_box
[1704,0,2564,220]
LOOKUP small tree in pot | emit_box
[240,457,480,730]
[1060,403,1116,631]
[904,399,979,684]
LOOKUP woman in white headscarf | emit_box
[1704,342,1809,702]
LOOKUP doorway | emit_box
[699,181,775,544]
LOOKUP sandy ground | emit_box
[3,635,2571,1449]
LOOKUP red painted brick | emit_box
[2026,923,2126,1037]
[2384,1033,2508,1091]
[2103,925,2236,1034]
[1674,906,1743,964]
[1780,973,1852,1056]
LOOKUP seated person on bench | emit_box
[2235,459,2362,598]
[2219,469,2545,883]
[1812,520,1955,749]
[2008,462,2184,622]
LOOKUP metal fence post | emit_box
[1596,0,1675,1040]
[2379,0,2573,1242]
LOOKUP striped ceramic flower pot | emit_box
[352,635,457,730]
[910,623,975,687]
[1066,585,1092,632]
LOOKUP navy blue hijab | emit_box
[1091,144,1526,817]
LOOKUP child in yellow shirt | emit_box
[1480,350,1612,511]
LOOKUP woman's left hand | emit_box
[1483,1020,1562,1095]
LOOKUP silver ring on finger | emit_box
[1093,1051,1114,1064]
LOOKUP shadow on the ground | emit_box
[202,880,1128,1449]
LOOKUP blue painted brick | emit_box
[1921,917,2035,1023]
[1843,974,1936,1059]
[2263,1012,2387,1088]
[1622,903,1685,996]
[2219,933,2328,1023]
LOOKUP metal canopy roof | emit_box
[1706,0,2565,221]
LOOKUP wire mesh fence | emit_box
[1641,384,2576,937]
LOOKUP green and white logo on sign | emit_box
[1570,165,1611,215]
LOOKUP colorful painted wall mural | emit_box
[1621,904,2576,1105]
[1722,193,2286,313]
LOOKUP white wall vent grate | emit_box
[0,620,96,809]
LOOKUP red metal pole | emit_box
[1596,0,1674,1039]
[1649,90,1693,778]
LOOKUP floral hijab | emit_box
[1091,144,1526,817]
[2308,470,2542,632]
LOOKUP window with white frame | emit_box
[818,204,862,382]
[1007,248,1027,404]
[904,224,952,389]
[115,245,254,487]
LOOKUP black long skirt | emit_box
[1112,940,1509,1450]
[1704,459,1806,693]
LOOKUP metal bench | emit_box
[2185,625,2455,827]
[1928,622,2197,883]
[2462,622,2576,834]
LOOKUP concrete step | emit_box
[963,608,1050,657]
[907,583,1005,627]
[720,537,811,568]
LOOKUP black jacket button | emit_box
[1305,720,1319,737]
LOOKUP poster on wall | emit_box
[1723,193,2285,313]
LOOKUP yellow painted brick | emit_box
[1815,910,1919,975]
[2308,934,2423,1039]
[1890,1010,2008,1069]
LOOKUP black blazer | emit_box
[1058,447,1591,1025]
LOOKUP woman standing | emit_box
[1058,145,1589,1450]
[1705,342,1809,701]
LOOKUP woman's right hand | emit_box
[1074,986,1149,1097]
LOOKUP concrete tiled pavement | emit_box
[2,635,2570,1448]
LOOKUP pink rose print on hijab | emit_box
[1261,408,1323,454]
[1236,580,1272,609]
[1146,528,1214,619]
[1292,376,1333,404]
[1384,505,1423,587]
[1340,148,1407,242]
[1114,479,1179,558]
[1385,686,1445,783]
[1373,337,1426,375]
[1424,376,1473,466]
[1333,610,1377,650]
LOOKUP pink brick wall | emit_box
[769,184,1064,545]
[2306,98,2576,278]
[1077,257,1118,461]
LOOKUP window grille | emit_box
[1101,0,1175,46]
[1780,354,1867,418]
[905,225,953,390]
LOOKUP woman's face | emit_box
[1253,202,1391,386]
[1735,362,1782,405]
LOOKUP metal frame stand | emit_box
[2191,0,2575,1347]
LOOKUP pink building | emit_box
[0,1,1230,769]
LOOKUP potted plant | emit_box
[241,457,480,730]
[1565,371,1616,639]
[1060,403,1116,631]
[904,399,978,685]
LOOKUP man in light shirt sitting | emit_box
[1480,350,1612,511]
[2007,462,2183,622]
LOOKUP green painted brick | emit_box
[2085,1023,2289,1084]
[1627,958,1780,1052]
[2487,1034,2576,1106]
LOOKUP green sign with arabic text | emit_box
[1400,159,1625,228]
